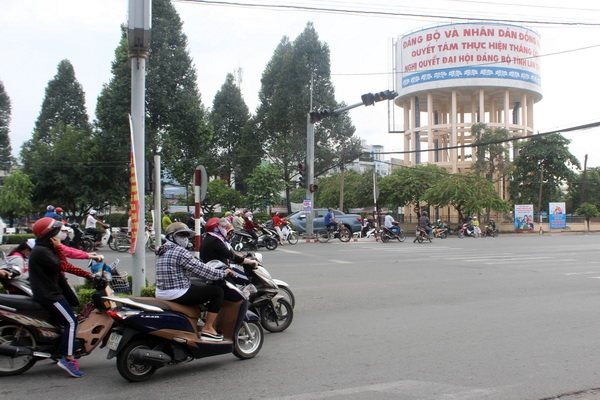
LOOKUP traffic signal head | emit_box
[298,163,306,188]
[362,90,398,106]
[361,93,375,106]
[309,184,318,193]
[309,109,332,124]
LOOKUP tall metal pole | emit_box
[129,0,151,296]
[305,115,315,237]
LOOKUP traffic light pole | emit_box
[305,114,315,238]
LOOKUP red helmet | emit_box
[55,207,63,214]
[32,217,63,239]
[205,217,220,233]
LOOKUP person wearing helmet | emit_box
[45,205,61,220]
[232,210,244,230]
[418,210,432,237]
[272,212,287,245]
[155,222,236,342]
[161,209,173,233]
[200,217,258,268]
[472,216,481,237]
[28,218,98,378]
[243,212,260,249]
[0,238,36,281]
[85,209,108,244]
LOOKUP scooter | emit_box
[0,252,32,296]
[457,223,477,238]
[231,226,278,251]
[380,223,406,243]
[103,261,265,382]
[232,253,293,332]
[0,261,117,376]
[69,223,95,251]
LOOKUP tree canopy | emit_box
[0,80,13,172]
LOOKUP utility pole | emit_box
[128,0,151,296]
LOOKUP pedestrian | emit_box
[161,209,172,233]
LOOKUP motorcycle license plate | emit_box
[107,332,122,351]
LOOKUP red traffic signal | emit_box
[309,184,318,193]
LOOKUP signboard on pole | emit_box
[549,202,566,229]
[303,199,312,214]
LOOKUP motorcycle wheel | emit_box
[113,237,131,252]
[440,232,447,239]
[457,230,465,239]
[287,231,299,245]
[316,230,331,243]
[277,285,296,308]
[81,238,95,252]
[116,339,157,382]
[338,227,351,243]
[265,237,278,251]
[233,321,264,360]
[492,230,499,238]
[416,235,424,243]
[397,231,406,242]
[259,298,294,333]
[0,324,37,376]
[381,232,390,243]
[109,235,119,251]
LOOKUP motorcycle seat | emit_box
[0,293,48,311]
[129,297,202,319]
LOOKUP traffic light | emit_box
[309,184,318,193]
[298,163,306,188]
[361,93,375,106]
[362,90,398,106]
[309,109,331,123]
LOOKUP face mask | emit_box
[174,235,189,248]
[217,226,230,239]
[58,231,68,241]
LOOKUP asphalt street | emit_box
[2,232,600,399]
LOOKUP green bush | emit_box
[6,234,36,245]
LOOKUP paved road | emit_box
[2,233,600,399]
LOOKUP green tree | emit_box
[471,122,511,181]
[423,174,510,222]
[209,73,251,189]
[509,133,580,213]
[575,202,599,232]
[28,59,91,146]
[202,179,243,216]
[312,169,372,211]
[22,124,98,219]
[568,167,600,211]
[378,164,448,209]
[95,0,211,206]
[0,80,13,172]
[245,164,286,212]
[0,170,34,226]
[254,22,361,212]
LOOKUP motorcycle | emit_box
[380,223,406,243]
[413,226,433,243]
[0,252,32,296]
[231,226,278,251]
[232,253,293,332]
[432,225,448,239]
[69,223,96,252]
[104,261,264,382]
[0,260,118,376]
[481,222,499,238]
[457,223,477,238]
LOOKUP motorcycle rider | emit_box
[243,212,260,248]
[232,210,244,231]
[28,218,100,378]
[0,238,35,284]
[418,211,433,237]
[85,209,108,244]
[200,217,259,268]
[383,211,400,235]
[272,212,286,245]
[155,222,236,342]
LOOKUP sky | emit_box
[1,0,600,167]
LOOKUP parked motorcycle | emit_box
[413,226,433,243]
[0,261,118,376]
[104,261,265,382]
[232,254,293,332]
[457,223,477,238]
[481,221,499,238]
[380,224,406,243]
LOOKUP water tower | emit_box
[394,22,542,174]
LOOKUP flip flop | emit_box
[200,331,223,341]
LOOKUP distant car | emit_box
[287,209,362,235]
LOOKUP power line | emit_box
[175,0,600,26]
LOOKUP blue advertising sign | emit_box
[548,202,566,229]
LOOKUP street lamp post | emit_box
[128,0,151,296]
